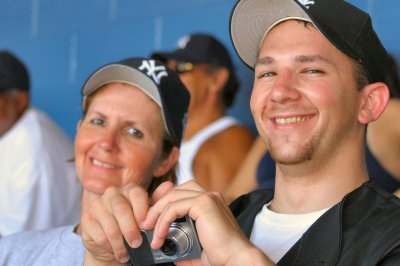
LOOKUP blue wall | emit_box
[1,0,399,140]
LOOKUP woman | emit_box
[0,57,190,265]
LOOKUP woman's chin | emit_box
[82,179,114,195]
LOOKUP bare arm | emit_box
[194,125,255,193]
[367,99,400,186]
[223,136,267,203]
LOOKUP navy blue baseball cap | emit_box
[82,57,190,147]
[152,33,234,71]
[230,0,389,83]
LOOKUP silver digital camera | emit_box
[125,216,202,266]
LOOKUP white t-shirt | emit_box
[0,225,85,265]
[250,202,330,263]
[0,108,82,237]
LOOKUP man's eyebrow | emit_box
[255,54,334,67]
[294,55,333,65]
[255,56,275,66]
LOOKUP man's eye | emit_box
[127,128,143,138]
[90,118,104,125]
[258,71,276,78]
[305,69,324,74]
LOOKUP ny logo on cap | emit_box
[298,0,315,9]
[177,35,191,49]
[139,60,168,85]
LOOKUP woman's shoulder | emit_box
[0,225,84,266]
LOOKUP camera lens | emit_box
[160,239,178,257]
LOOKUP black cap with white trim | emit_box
[230,0,389,83]
[82,57,190,147]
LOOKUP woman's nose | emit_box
[98,129,119,152]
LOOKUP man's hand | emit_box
[142,180,274,266]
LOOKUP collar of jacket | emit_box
[231,183,382,265]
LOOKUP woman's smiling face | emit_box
[75,82,169,194]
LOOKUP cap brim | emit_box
[82,64,162,107]
[82,64,170,136]
[152,50,207,64]
[230,0,311,69]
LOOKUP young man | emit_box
[152,33,254,192]
[81,0,400,265]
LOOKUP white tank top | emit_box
[176,116,238,184]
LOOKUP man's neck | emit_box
[269,154,369,214]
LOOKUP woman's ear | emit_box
[153,146,180,177]
[358,82,390,124]
[76,120,83,131]
[209,68,229,94]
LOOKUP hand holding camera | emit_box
[82,180,251,266]
[125,216,202,266]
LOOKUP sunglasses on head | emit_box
[174,62,194,73]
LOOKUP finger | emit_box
[142,188,203,230]
[124,184,150,224]
[152,192,240,250]
[109,192,143,248]
[151,180,175,203]
[175,259,202,266]
[81,212,113,253]
[175,179,206,192]
[151,195,200,249]
[91,198,130,263]
[201,253,212,266]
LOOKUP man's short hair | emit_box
[0,50,30,93]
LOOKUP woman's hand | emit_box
[81,182,173,265]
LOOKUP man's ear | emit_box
[358,82,390,124]
[14,91,29,118]
[153,146,180,177]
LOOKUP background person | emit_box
[367,54,400,195]
[82,1,400,265]
[0,57,189,265]
[152,33,255,192]
[0,50,81,237]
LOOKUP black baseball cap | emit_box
[230,0,389,83]
[0,50,30,93]
[82,57,190,147]
[151,33,234,71]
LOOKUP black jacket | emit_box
[230,182,400,265]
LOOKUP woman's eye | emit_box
[90,118,104,125]
[127,127,143,138]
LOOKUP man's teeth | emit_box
[92,159,117,168]
[276,117,306,125]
